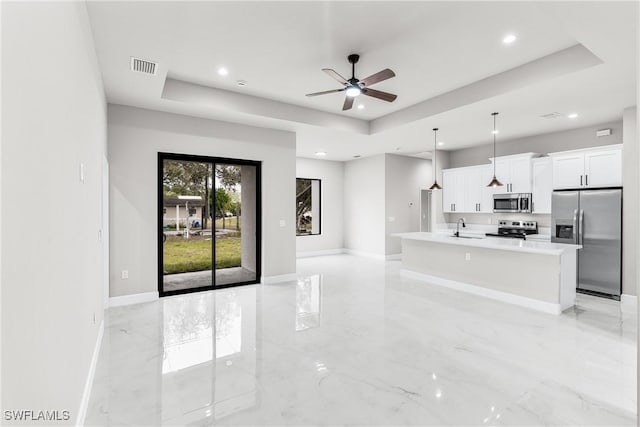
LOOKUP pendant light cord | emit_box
[492,112,498,177]
[433,128,438,181]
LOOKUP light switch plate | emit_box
[279,220,286,227]
[388,216,395,222]
[121,270,129,279]
[465,253,471,261]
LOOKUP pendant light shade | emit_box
[487,112,504,188]
[429,127,442,190]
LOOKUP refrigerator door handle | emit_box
[578,209,585,245]
[572,209,579,244]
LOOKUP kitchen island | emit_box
[394,232,582,315]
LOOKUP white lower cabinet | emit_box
[532,157,552,214]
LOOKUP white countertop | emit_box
[394,232,581,255]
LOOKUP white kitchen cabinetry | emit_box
[490,153,537,193]
[550,145,622,190]
[532,157,552,214]
[442,169,465,213]
[443,165,493,213]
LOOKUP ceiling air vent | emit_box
[130,57,157,76]
[540,112,562,119]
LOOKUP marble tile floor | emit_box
[86,255,637,426]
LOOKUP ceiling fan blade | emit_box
[305,88,345,97]
[322,68,349,84]
[362,88,397,103]
[342,96,354,111]
[360,68,395,87]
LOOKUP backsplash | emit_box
[444,212,551,228]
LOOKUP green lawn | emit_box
[163,236,241,274]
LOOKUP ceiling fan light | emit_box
[345,86,361,97]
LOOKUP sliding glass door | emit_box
[159,153,261,296]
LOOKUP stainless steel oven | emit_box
[493,193,532,213]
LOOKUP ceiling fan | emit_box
[305,54,397,111]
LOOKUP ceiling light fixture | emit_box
[429,128,442,191]
[218,67,229,76]
[487,112,504,188]
[438,141,445,146]
[357,104,364,110]
[345,85,362,97]
[568,113,579,119]
[503,34,517,44]
[315,151,327,156]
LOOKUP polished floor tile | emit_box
[86,255,637,426]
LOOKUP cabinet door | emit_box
[463,167,482,212]
[584,148,622,188]
[442,170,455,213]
[479,165,495,212]
[532,157,552,214]
[509,157,533,193]
[552,153,584,189]
[451,170,466,212]
[493,158,511,190]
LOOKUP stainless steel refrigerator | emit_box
[551,189,622,298]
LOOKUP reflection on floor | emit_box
[163,267,256,292]
[87,255,636,426]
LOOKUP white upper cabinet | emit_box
[443,165,494,213]
[550,145,622,189]
[490,153,537,193]
[584,148,622,188]
[532,157,552,214]
[442,169,465,213]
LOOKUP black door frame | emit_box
[157,152,262,297]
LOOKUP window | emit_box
[296,178,321,236]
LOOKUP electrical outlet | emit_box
[121,270,129,279]
[279,220,286,227]
[465,252,471,261]
[93,312,96,324]
[388,216,395,222]
[80,163,85,183]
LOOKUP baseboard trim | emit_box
[109,292,158,308]
[296,248,346,258]
[621,294,637,306]
[344,249,387,260]
[76,319,104,426]
[401,269,563,315]
[260,273,299,284]
[386,253,402,261]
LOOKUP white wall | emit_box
[296,158,344,254]
[108,105,296,297]
[1,2,107,424]
[343,155,386,256]
[384,154,431,255]
[623,107,638,297]
[447,120,623,168]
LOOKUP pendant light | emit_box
[487,112,504,188]
[429,127,442,190]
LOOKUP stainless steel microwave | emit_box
[493,193,532,213]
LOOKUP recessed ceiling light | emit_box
[315,151,327,156]
[357,104,364,110]
[237,80,247,86]
[568,113,579,119]
[503,34,517,44]
[492,130,499,134]
[218,67,229,76]
[438,141,445,146]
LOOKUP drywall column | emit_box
[622,107,637,297]
[240,165,257,273]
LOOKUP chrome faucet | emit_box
[454,217,466,237]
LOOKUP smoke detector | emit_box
[130,57,157,76]
[539,112,562,119]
